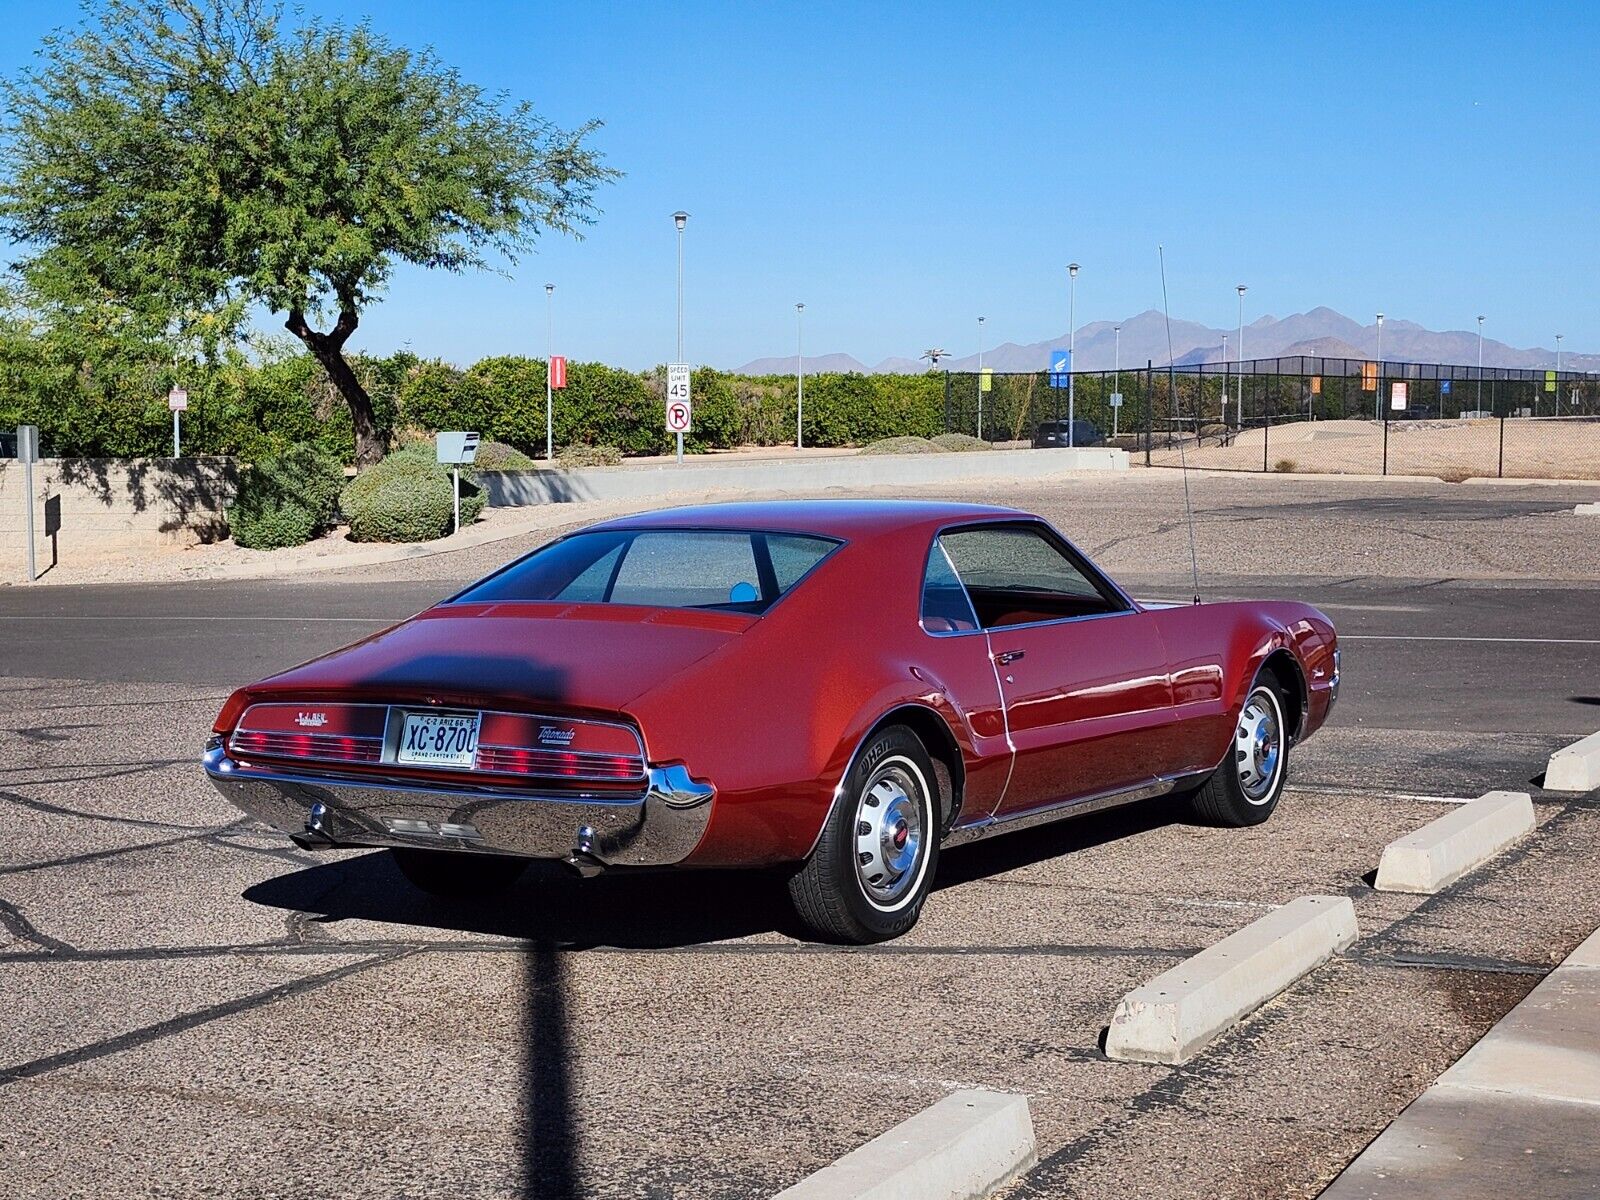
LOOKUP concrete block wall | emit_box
[0,457,237,573]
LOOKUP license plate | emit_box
[395,711,481,769]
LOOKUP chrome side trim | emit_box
[942,773,1203,847]
[202,741,713,868]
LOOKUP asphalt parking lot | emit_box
[2,474,1598,1198]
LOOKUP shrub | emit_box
[557,443,623,467]
[1273,458,1298,473]
[859,436,941,455]
[341,445,484,542]
[228,444,345,549]
[931,433,991,452]
[473,439,537,471]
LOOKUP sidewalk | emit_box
[1322,924,1600,1198]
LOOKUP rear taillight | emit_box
[229,703,386,766]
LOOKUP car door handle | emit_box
[994,650,1025,665]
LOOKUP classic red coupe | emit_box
[205,500,1338,943]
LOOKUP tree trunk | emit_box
[285,305,383,468]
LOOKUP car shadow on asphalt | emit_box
[243,796,1188,950]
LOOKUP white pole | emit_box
[23,457,36,583]
[172,408,181,458]
[976,315,986,439]
[452,466,460,535]
[674,211,688,463]
[796,302,805,449]
[544,283,554,461]
[1067,263,1079,446]
[1236,284,1247,425]
[1113,323,1121,438]
[1375,313,1384,421]
[1556,333,1564,415]
[1477,315,1485,412]
[1222,333,1229,424]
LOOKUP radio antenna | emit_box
[1158,243,1203,605]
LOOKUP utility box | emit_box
[436,431,480,465]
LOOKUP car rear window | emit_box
[452,529,840,613]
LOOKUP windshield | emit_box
[452,528,841,614]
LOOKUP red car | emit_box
[205,500,1339,943]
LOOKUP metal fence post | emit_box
[1263,403,1270,471]
[1382,411,1389,476]
[1498,416,1505,478]
[1144,361,1153,466]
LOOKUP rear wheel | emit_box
[1188,678,1290,826]
[787,726,940,944]
[391,848,527,899]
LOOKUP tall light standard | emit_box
[1375,312,1385,421]
[795,302,805,449]
[544,283,555,461]
[672,210,689,462]
[1235,284,1247,425]
[1556,333,1564,414]
[1222,333,1229,424]
[1112,323,1122,438]
[1476,315,1485,414]
[1067,263,1080,445]
[976,315,986,440]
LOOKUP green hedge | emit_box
[227,444,345,549]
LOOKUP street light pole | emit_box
[544,283,554,461]
[796,302,805,449]
[1067,264,1079,446]
[1112,323,1121,438]
[673,211,689,462]
[976,315,986,440]
[1221,333,1229,424]
[1556,333,1564,414]
[1236,284,1247,426]
[1375,312,1384,421]
[1476,315,1485,414]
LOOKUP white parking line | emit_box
[1340,634,1600,645]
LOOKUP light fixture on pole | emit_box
[1235,284,1247,425]
[1067,264,1080,446]
[1375,312,1384,421]
[672,211,689,463]
[976,316,986,440]
[795,302,805,450]
[544,283,555,461]
[1476,315,1485,413]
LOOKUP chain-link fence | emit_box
[937,355,1600,480]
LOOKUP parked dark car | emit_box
[1032,419,1104,448]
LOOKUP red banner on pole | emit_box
[550,355,567,389]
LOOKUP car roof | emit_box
[585,499,1033,539]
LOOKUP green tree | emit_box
[1,0,618,466]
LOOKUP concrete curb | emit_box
[1545,731,1600,792]
[1321,924,1600,1199]
[1104,895,1358,1065]
[484,447,1127,507]
[772,1089,1035,1200]
[1374,790,1537,893]
[1574,501,1600,514]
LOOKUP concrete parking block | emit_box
[771,1089,1035,1200]
[1545,730,1600,792]
[1574,501,1600,515]
[1373,791,1536,893]
[1104,895,1358,1066]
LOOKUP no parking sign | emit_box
[666,364,692,433]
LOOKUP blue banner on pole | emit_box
[1048,348,1071,389]
[1441,380,1452,395]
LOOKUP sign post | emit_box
[168,386,188,457]
[1109,390,1123,438]
[666,364,692,460]
[546,355,567,461]
[17,425,39,582]
[436,431,481,534]
[1048,349,1072,444]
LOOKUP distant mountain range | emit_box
[736,307,1596,375]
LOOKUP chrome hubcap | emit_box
[854,763,925,906]
[1235,690,1282,804]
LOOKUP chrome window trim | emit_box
[917,517,1140,639]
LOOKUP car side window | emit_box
[920,541,980,633]
[938,525,1127,630]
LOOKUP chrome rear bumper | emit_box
[202,742,714,870]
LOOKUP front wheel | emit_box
[391,848,527,899]
[787,726,940,944]
[1188,679,1290,826]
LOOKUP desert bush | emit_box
[1273,458,1298,473]
[931,433,990,452]
[859,436,940,455]
[341,445,484,542]
[473,439,537,471]
[227,443,345,549]
[557,443,623,467]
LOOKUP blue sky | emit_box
[3,1,1597,367]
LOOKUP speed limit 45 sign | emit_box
[666,364,692,433]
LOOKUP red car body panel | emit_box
[206,500,1338,872]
